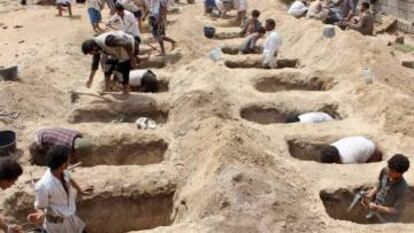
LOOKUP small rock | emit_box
[14,25,23,29]
[2,26,8,30]
[18,40,25,44]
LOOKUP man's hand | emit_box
[368,202,380,211]
[27,210,45,225]
[86,79,93,88]
[81,185,94,196]
[8,224,23,233]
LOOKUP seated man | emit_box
[28,146,93,233]
[0,160,23,233]
[262,19,282,69]
[288,0,308,18]
[240,9,261,36]
[320,136,382,163]
[29,127,93,166]
[120,69,159,93]
[239,26,266,54]
[285,112,334,123]
[345,2,374,36]
[306,0,324,19]
[362,154,410,222]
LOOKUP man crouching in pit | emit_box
[361,154,410,223]
[28,146,93,233]
[82,31,139,97]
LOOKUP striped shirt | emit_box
[36,128,80,151]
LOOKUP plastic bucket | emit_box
[0,66,18,81]
[204,26,216,39]
[0,130,16,157]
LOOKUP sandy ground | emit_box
[1,0,414,232]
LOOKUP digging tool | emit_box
[347,190,386,223]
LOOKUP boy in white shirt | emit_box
[28,146,93,233]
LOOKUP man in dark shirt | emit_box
[362,154,410,222]
[82,31,139,96]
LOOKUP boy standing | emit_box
[56,0,73,16]
[28,146,93,233]
[87,0,104,33]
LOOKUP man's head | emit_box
[320,145,341,163]
[115,2,125,16]
[47,146,70,172]
[0,160,23,190]
[285,114,300,123]
[387,154,410,181]
[81,39,99,55]
[361,2,369,12]
[257,26,266,36]
[265,19,276,31]
[251,9,260,18]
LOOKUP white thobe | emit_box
[109,10,140,37]
[298,112,334,123]
[262,31,282,68]
[145,0,161,16]
[288,0,308,17]
[233,0,247,11]
[34,169,86,233]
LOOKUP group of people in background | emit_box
[288,0,374,35]
[82,0,174,96]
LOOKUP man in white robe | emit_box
[262,19,282,69]
[28,146,93,233]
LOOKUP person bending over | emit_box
[320,136,382,164]
[82,31,138,96]
[285,112,334,123]
[29,127,93,166]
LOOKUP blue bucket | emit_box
[204,26,216,39]
[0,130,16,157]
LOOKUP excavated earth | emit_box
[1,0,414,232]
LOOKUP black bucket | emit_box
[204,26,216,39]
[0,130,16,157]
